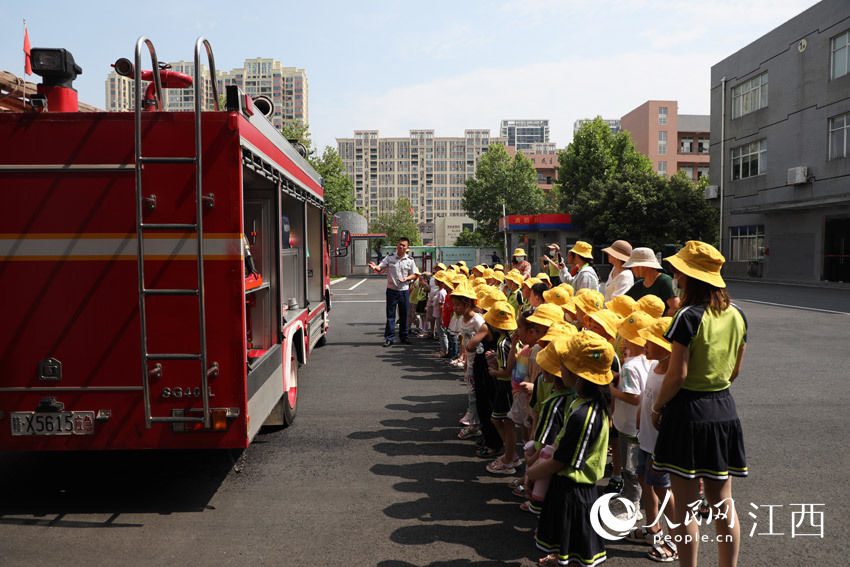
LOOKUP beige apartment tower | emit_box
[337,129,506,223]
[105,57,308,132]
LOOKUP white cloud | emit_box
[312,49,718,150]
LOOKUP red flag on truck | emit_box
[23,24,32,76]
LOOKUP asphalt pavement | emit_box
[0,278,848,566]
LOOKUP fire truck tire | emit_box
[284,353,298,425]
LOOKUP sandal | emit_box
[538,554,558,567]
[647,541,678,563]
[458,426,480,440]
[626,526,659,544]
[486,457,516,475]
[476,446,503,458]
[511,484,526,497]
[509,478,523,488]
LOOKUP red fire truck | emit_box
[0,37,347,450]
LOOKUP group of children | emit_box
[408,245,684,566]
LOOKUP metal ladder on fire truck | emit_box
[133,37,220,429]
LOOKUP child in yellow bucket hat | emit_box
[572,289,605,329]
[535,272,552,288]
[605,294,637,318]
[503,271,524,317]
[606,310,654,505]
[586,309,623,343]
[451,280,488,439]
[634,317,677,561]
[528,331,612,567]
[636,294,665,319]
[482,300,520,473]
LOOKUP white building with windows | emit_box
[500,119,549,152]
[709,0,850,283]
[105,58,307,132]
[336,129,506,223]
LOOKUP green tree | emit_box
[369,197,422,248]
[310,146,355,215]
[281,120,313,159]
[454,228,499,247]
[462,144,549,238]
[556,117,653,209]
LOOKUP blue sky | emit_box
[1,0,820,150]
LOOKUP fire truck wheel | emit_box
[284,353,298,425]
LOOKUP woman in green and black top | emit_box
[652,241,748,567]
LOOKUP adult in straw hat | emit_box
[510,247,532,279]
[601,239,635,302]
[558,241,601,292]
[651,241,749,567]
[623,247,680,316]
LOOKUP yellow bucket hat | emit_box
[504,272,524,287]
[522,277,542,290]
[433,270,450,285]
[568,241,594,260]
[456,260,467,267]
[482,267,495,279]
[639,317,673,352]
[636,294,665,318]
[618,311,655,346]
[560,296,577,315]
[435,262,447,271]
[605,295,637,318]
[543,286,571,307]
[451,280,478,301]
[587,309,624,340]
[559,330,615,385]
[513,248,527,258]
[535,273,551,285]
[480,288,507,310]
[458,265,470,276]
[537,339,568,377]
[665,240,726,289]
[556,283,574,297]
[491,271,505,283]
[527,303,566,327]
[484,300,518,331]
[573,289,605,314]
[494,264,505,272]
[539,322,577,344]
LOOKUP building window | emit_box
[731,140,767,180]
[697,166,710,180]
[678,167,694,180]
[729,225,765,262]
[829,112,849,159]
[832,30,850,79]
[680,136,693,154]
[658,107,667,125]
[658,131,667,155]
[698,137,710,154]
[657,161,667,176]
[732,72,768,119]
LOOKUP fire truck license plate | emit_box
[10,411,96,436]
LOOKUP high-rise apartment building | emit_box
[500,119,549,152]
[506,142,559,192]
[620,101,710,181]
[105,62,215,112]
[105,57,308,132]
[573,118,621,136]
[337,129,506,223]
[218,59,307,131]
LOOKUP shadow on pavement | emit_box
[0,449,239,525]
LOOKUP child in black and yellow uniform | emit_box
[528,331,614,567]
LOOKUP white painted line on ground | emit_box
[346,278,367,291]
[330,277,347,286]
[334,300,385,303]
[737,298,850,315]
[332,292,369,296]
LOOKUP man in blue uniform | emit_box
[368,237,419,346]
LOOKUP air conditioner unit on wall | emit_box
[787,166,808,185]
[705,185,719,199]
